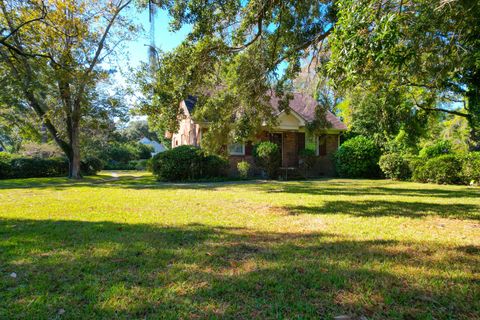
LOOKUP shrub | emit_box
[0,153,16,178]
[128,159,149,171]
[0,154,103,179]
[151,145,227,181]
[253,141,281,179]
[80,156,104,176]
[202,155,228,178]
[237,161,251,179]
[334,136,381,178]
[137,143,154,160]
[299,148,317,171]
[413,154,463,184]
[379,153,412,180]
[461,152,480,185]
[10,157,68,178]
[419,140,452,159]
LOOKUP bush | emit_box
[379,153,412,180]
[413,154,463,184]
[0,153,16,178]
[419,140,452,159]
[237,161,251,179]
[334,136,381,178]
[10,157,68,178]
[0,154,102,179]
[461,152,480,185]
[137,143,154,160]
[151,145,227,181]
[253,141,281,179]
[80,156,104,176]
[128,159,149,171]
[299,148,317,171]
[101,142,154,169]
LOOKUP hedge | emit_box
[0,153,103,179]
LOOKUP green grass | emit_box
[1,172,479,319]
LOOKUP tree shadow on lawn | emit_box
[1,219,479,319]
[260,181,480,199]
[2,176,480,205]
[288,200,480,220]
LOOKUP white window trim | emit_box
[228,142,245,156]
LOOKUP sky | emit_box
[121,7,191,70]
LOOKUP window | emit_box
[228,142,245,156]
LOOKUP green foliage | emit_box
[137,0,337,152]
[413,154,463,185]
[419,140,452,159]
[461,152,480,185]
[0,153,102,179]
[340,87,427,148]
[151,146,227,181]
[127,159,149,171]
[329,0,480,147]
[299,149,317,171]
[0,153,16,178]
[0,157,68,179]
[102,142,153,169]
[334,136,381,178]
[237,161,251,179]
[253,142,281,179]
[80,157,104,176]
[379,153,412,181]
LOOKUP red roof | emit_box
[269,93,347,131]
[185,92,347,131]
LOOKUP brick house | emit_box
[171,93,347,176]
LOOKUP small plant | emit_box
[237,161,250,179]
[253,141,281,179]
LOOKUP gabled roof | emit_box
[269,93,347,131]
[183,92,347,131]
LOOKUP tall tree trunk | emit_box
[68,116,82,179]
[466,72,480,151]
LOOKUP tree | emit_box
[141,1,336,152]
[328,0,480,149]
[0,0,134,178]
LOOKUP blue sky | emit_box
[122,8,191,69]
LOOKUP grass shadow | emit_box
[288,200,480,220]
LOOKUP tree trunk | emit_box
[466,73,480,151]
[68,120,82,179]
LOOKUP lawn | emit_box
[1,172,479,319]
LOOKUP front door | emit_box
[269,133,283,166]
